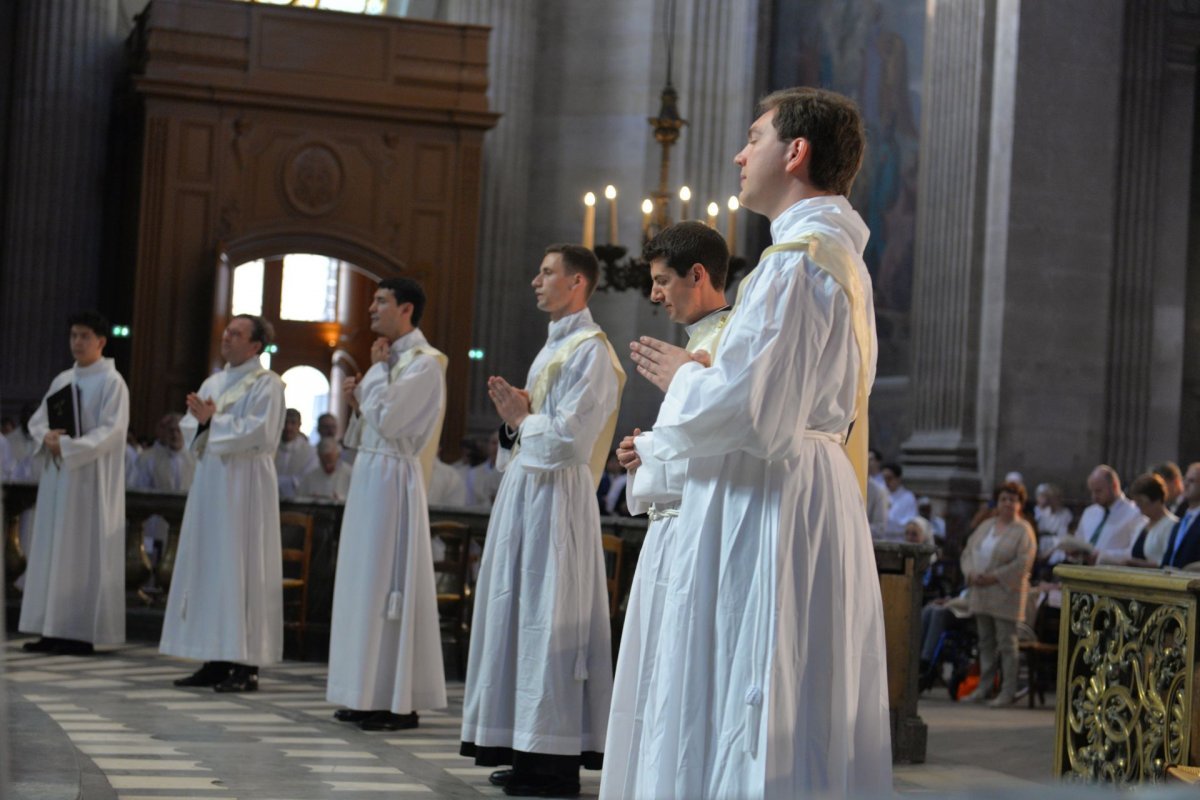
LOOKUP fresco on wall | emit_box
[770,0,923,377]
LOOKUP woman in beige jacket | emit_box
[960,481,1037,707]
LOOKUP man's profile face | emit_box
[369,288,411,340]
[157,414,183,451]
[882,468,901,493]
[1087,473,1116,508]
[282,412,301,442]
[1184,465,1200,507]
[70,324,105,367]
[220,318,260,366]
[531,253,578,317]
[734,108,791,216]
[649,259,705,324]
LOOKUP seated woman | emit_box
[1127,473,1178,567]
[959,481,1037,707]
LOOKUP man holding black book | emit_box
[20,311,129,655]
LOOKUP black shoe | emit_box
[333,709,374,723]
[174,661,232,687]
[21,637,57,653]
[51,639,94,656]
[489,769,514,787]
[213,665,258,693]
[503,776,581,798]
[359,711,418,731]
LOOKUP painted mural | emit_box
[770,0,924,377]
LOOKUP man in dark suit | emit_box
[1160,463,1200,568]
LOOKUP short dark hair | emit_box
[757,87,866,196]
[994,481,1028,506]
[285,408,301,422]
[1152,461,1183,485]
[546,244,600,296]
[642,221,730,291]
[1129,473,1167,504]
[869,448,883,461]
[377,277,427,326]
[882,462,902,479]
[232,313,273,355]
[68,310,110,338]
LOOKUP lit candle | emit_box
[604,185,618,244]
[727,195,739,255]
[679,185,691,221]
[641,198,653,238]
[582,192,596,250]
[706,201,719,229]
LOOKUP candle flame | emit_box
[604,185,617,200]
[641,198,654,214]
[707,202,719,216]
[728,196,740,212]
[679,186,691,202]
[584,192,596,206]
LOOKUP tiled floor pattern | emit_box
[3,637,1057,797]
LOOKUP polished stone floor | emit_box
[2,636,1058,799]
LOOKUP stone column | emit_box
[0,0,121,412]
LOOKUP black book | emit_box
[46,383,81,438]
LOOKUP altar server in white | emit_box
[326,277,448,731]
[461,244,625,798]
[160,314,286,693]
[276,408,316,498]
[20,311,129,656]
[601,221,731,799]
[627,87,892,798]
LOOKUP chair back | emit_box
[430,520,472,601]
[601,533,623,618]
[280,511,314,584]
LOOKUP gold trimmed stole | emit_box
[389,344,449,488]
[528,329,627,489]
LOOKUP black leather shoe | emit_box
[489,769,514,787]
[213,665,258,693]
[174,661,232,687]
[502,776,581,798]
[51,639,94,656]
[21,637,57,653]
[333,709,374,723]
[359,711,418,731]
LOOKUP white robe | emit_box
[326,329,448,714]
[20,357,128,644]
[601,308,728,799]
[461,307,619,760]
[629,197,893,798]
[428,458,467,506]
[276,436,316,498]
[132,442,196,492]
[159,359,286,665]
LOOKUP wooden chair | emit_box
[1018,591,1060,707]
[601,533,624,619]
[280,511,315,654]
[431,520,472,679]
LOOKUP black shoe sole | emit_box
[333,709,374,723]
[502,783,581,798]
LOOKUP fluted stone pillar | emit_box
[0,0,121,413]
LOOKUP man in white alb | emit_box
[325,277,448,732]
[297,437,352,500]
[131,411,196,562]
[600,221,731,799]
[627,87,892,798]
[461,244,625,798]
[20,311,129,656]
[160,314,286,692]
[276,408,316,498]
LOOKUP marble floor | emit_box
[2,636,1058,799]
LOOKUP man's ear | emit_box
[785,137,810,178]
[399,301,414,320]
[691,263,706,285]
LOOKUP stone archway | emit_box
[123,0,496,456]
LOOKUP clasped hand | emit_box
[43,428,66,457]
[185,393,217,425]
[488,376,530,429]
[629,337,711,392]
[616,428,642,473]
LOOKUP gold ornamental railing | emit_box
[1054,565,1200,784]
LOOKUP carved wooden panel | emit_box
[126,0,497,455]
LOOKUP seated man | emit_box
[297,438,353,500]
[276,408,316,499]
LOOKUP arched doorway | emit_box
[225,252,381,440]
